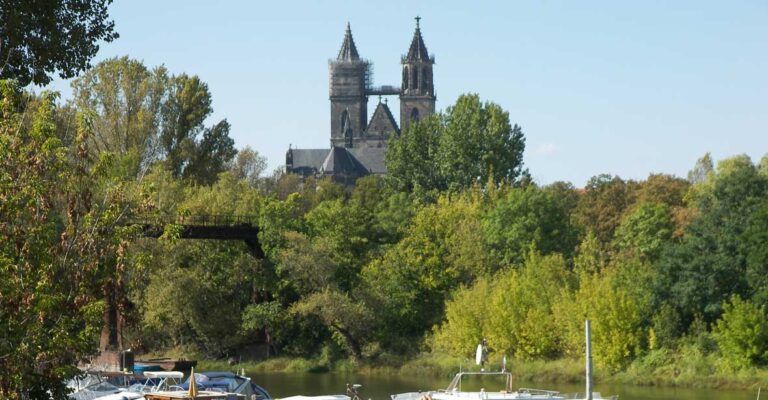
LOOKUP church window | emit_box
[422,68,429,91]
[412,67,419,89]
[410,107,420,121]
[402,67,409,89]
[340,110,350,134]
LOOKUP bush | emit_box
[713,295,768,370]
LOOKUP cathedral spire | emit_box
[337,22,360,61]
[406,16,430,61]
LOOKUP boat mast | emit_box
[585,320,593,400]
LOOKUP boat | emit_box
[125,371,186,393]
[391,370,567,400]
[391,320,616,400]
[67,372,143,400]
[178,371,271,400]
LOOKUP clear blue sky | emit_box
[47,0,768,186]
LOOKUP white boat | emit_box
[392,321,616,400]
[391,370,566,400]
[66,372,143,400]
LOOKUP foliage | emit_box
[0,0,118,85]
[713,296,768,370]
[71,57,237,181]
[574,174,638,244]
[614,202,675,261]
[483,186,578,266]
[386,94,527,193]
[0,81,130,398]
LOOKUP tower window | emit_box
[410,107,420,122]
[402,67,409,89]
[412,67,419,90]
[422,68,429,91]
[340,110,350,134]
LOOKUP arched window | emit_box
[410,107,420,122]
[402,67,409,89]
[412,67,419,90]
[422,68,429,91]
[340,110,349,134]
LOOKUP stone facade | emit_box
[287,18,436,184]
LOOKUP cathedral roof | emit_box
[321,146,369,175]
[366,101,400,136]
[337,22,360,62]
[405,17,430,62]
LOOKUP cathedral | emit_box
[285,18,436,184]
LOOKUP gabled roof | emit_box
[337,22,360,62]
[349,147,386,174]
[366,101,400,136]
[405,18,430,62]
[321,146,369,175]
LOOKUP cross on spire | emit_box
[415,16,421,29]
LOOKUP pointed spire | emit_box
[337,22,360,61]
[406,16,430,61]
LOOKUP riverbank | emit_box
[186,350,768,391]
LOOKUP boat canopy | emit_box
[143,371,184,379]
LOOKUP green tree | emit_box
[439,94,527,189]
[0,0,118,85]
[657,155,768,325]
[0,82,128,398]
[229,145,268,187]
[160,73,212,176]
[291,288,373,363]
[483,186,578,266]
[386,94,527,193]
[184,119,237,184]
[614,202,675,262]
[713,296,768,370]
[385,114,444,193]
[71,56,168,173]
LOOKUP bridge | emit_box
[128,214,264,258]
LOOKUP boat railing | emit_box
[445,371,514,392]
[517,388,561,395]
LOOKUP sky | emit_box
[46,0,768,187]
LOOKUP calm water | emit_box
[250,372,759,400]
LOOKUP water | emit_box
[251,372,759,400]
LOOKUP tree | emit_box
[385,114,444,193]
[574,174,638,244]
[657,155,768,325]
[71,56,167,172]
[614,202,675,262]
[184,119,237,185]
[160,73,212,177]
[0,82,128,398]
[229,146,268,187]
[439,94,527,189]
[0,0,118,85]
[713,296,768,370]
[483,186,578,266]
[385,94,528,193]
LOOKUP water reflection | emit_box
[251,372,757,400]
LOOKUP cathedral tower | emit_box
[400,17,436,131]
[329,23,371,148]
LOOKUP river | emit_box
[251,372,760,400]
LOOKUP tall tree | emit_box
[385,94,527,193]
[439,94,527,189]
[0,0,118,85]
[184,119,237,185]
[161,73,212,176]
[0,81,129,398]
[72,56,167,172]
